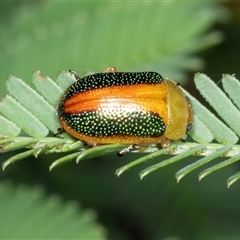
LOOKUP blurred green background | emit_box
[1,1,240,239]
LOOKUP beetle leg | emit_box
[68,69,81,81]
[54,128,65,137]
[117,144,141,157]
[103,67,117,73]
[85,142,99,147]
[159,137,170,148]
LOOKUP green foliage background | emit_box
[1,1,240,239]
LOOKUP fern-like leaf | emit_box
[1,2,237,186]
[0,2,226,86]
[1,72,240,187]
[0,181,106,239]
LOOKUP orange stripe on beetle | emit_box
[57,67,193,150]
